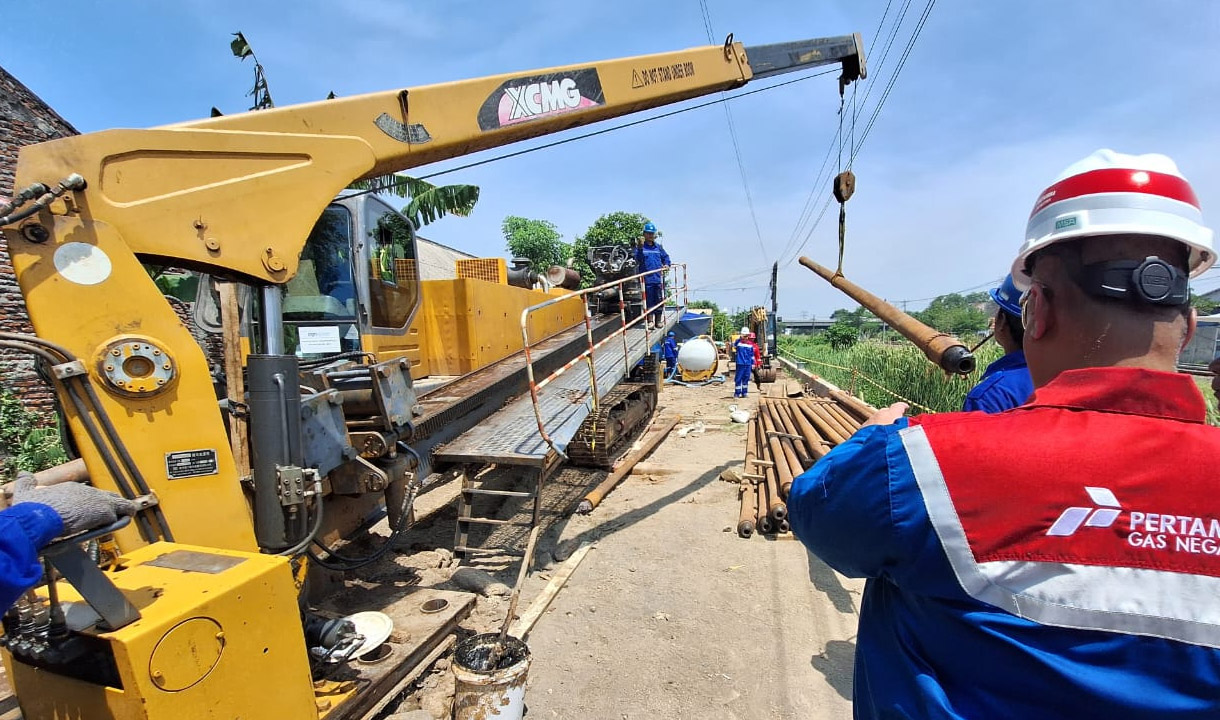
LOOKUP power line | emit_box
[699,0,770,262]
[780,0,938,267]
[778,0,912,267]
[850,0,937,165]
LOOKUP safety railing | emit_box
[520,262,689,459]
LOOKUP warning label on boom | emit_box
[165,449,219,480]
[631,61,696,89]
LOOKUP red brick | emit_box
[1,65,77,412]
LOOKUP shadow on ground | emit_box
[810,639,856,702]
[806,550,857,616]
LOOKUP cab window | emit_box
[286,206,357,321]
[364,200,419,329]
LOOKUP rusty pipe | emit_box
[737,483,756,538]
[756,480,774,534]
[798,257,976,375]
[578,415,680,514]
[772,401,813,469]
[784,399,830,461]
[776,518,791,534]
[757,404,790,516]
[764,402,806,497]
[744,416,759,476]
[1,458,91,508]
[827,402,862,434]
[33,458,89,486]
[829,389,876,423]
[756,412,788,520]
[797,400,848,445]
[808,399,855,439]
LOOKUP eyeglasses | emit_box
[1019,282,1051,331]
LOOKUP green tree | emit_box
[727,308,751,337]
[1191,291,1218,315]
[571,211,654,287]
[689,300,730,342]
[818,321,859,350]
[502,216,571,270]
[912,293,990,336]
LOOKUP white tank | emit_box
[676,337,717,373]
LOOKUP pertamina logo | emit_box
[477,69,605,131]
[1046,486,1121,536]
[1047,486,1220,555]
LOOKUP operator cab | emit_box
[278,192,421,359]
[185,192,421,361]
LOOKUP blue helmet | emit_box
[643,222,657,234]
[990,274,1023,317]
[667,331,675,337]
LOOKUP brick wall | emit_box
[1,66,78,412]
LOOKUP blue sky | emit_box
[7,1,1220,318]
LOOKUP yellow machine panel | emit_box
[4,543,316,720]
[408,279,584,377]
[455,258,507,285]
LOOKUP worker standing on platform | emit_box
[962,274,1034,412]
[635,222,671,329]
[733,331,760,398]
[662,331,678,377]
[789,149,1220,719]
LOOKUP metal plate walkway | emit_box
[434,307,682,468]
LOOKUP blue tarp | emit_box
[673,311,712,342]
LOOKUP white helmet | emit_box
[740,326,750,335]
[1011,149,1214,290]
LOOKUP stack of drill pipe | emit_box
[737,392,872,538]
[812,398,862,436]
[828,389,875,423]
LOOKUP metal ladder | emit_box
[453,462,553,559]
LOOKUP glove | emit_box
[12,472,138,536]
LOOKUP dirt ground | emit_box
[358,360,865,719]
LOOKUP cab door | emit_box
[352,196,425,369]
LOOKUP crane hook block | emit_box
[833,170,856,204]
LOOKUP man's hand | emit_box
[1209,356,1220,404]
[12,472,138,536]
[862,402,909,428]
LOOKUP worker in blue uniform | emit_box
[634,222,671,329]
[661,331,678,378]
[0,472,137,610]
[788,149,1220,718]
[962,274,1034,412]
[733,332,759,398]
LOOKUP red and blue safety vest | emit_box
[789,367,1220,718]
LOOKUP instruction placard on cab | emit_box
[165,449,219,480]
[299,326,342,354]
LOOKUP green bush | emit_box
[0,389,68,479]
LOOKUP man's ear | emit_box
[1026,285,1053,340]
[1183,307,1198,350]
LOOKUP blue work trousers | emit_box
[645,283,665,324]
[734,364,753,397]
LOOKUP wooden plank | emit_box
[509,543,594,639]
[219,281,250,478]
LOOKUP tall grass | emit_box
[780,337,1003,414]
